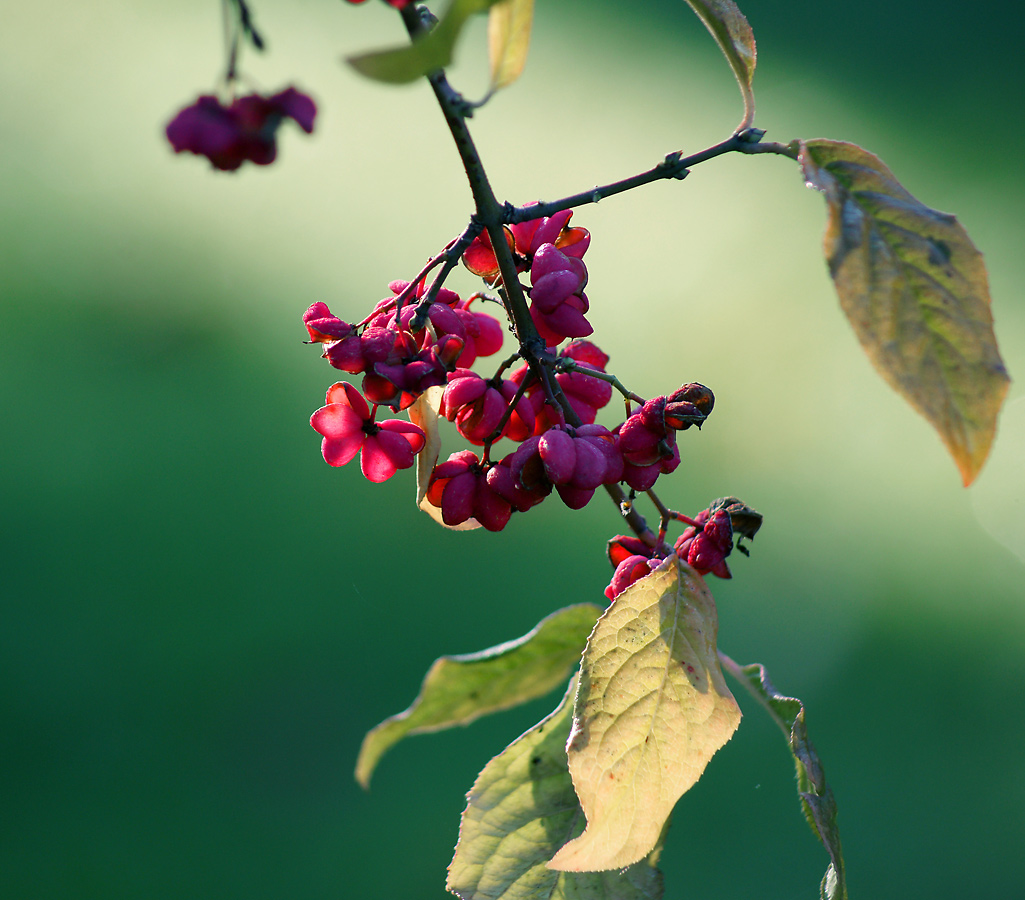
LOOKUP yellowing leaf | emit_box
[548,558,740,872]
[800,139,1010,485]
[487,0,534,91]
[448,677,666,900]
[409,386,480,531]
[355,604,602,788]
[682,0,756,129]
[347,0,504,84]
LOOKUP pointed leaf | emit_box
[548,558,741,872]
[488,0,535,91]
[448,677,666,900]
[718,655,848,900]
[800,139,1010,485]
[356,603,602,788]
[409,386,480,530]
[348,0,504,84]
[682,0,756,129]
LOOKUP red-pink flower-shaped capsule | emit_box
[303,302,352,343]
[166,86,316,171]
[664,383,715,430]
[453,295,505,368]
[515,209,589,260]
[440,371,506,445]
[562,339,608,370]
[620,433,678,492]
[497,379,536,442]
[310,382,425,483]
[365,329,462,410]
[674,508,733,579]
[605,554,661,601]
[485,455,550,512]
[555,484,596,510]
[425,451,512,531]
[508,435,549,494]
[575,424,624,485]
[461,227,518,281]
[530,293,593,346]
[538,427,577,485]
[607,534,656,569]
[529,244,588,314]
[302,302,366,374]
[618,407,667,467]
[440,369,488,416]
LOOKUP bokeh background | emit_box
[3,1,1024,897]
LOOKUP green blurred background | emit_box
[3,1,1024,897]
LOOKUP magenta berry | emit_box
[310,382,425,483]
[166,87,315,171]
[426,451,512,531]
[605,554,661,601]
[674,507,734,579]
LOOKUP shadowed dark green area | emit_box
[2,1,1023,899]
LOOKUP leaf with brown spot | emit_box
[799,139,1010,485]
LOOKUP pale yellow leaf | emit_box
[548,557,740,872]
[488,0,534,91]
[409,385,480,530]
[682,0,756,130]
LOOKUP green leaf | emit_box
[487,0,534,91]
[348,0,504,84]
[548,558,741,872]
[799,139,1010,485]
[447,677,666,900]
[718,655,848,900]
[355,603,602,788]
[682,0,756,129]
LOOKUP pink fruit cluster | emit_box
[463,209,592,344]
[603,498,757,600]
[302,213,723,541]
[166,87,316,171]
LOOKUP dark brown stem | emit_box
[507,128,776,222]
[398,5,664,547]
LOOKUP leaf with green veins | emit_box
[799,139,1010,485]
[348,0,504,84]
[447,676,666,900]
[355,603,602,788]
[487,0,534,91]
[548,558,740,872]
[719,656,848,900]
[682,0,756,129]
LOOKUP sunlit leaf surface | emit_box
[681,0,756,128]
[488,0,534,91]
[448,677,665,900]
[548,558,740,872]
[800,139,1010,485]
[355,603,601,787]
